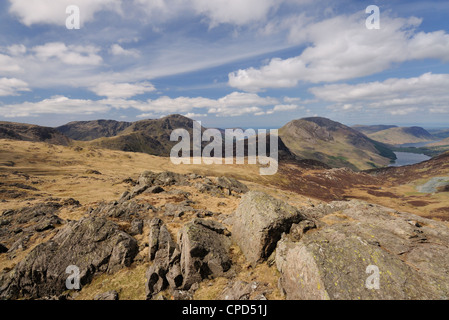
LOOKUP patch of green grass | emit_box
[75,263,148,300]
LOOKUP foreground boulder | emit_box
[276,200,449,300]
[0,216,138,299]
[178,219,232,289]
[232,191,307,266]
[145,218,181,299]
[145,218,232,299]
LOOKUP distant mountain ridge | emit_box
[56,120,132,141]
[0,115,409,171]
[427,137,449,147]
[83,115,205,156]
[279,117,396,170]
[364,126,434,145]
[0,121,71,146]
[352,125,398,135]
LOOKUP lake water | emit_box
[389,140,440,167]
[389,152,431,167]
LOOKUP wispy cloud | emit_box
[313,72,449,115]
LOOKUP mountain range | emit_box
[1,115,447,171]
[354,125,435,145]
[0,121,70,146]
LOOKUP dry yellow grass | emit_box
[2,138,448,300]
[1,139,313,300]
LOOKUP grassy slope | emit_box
[368,127,434,145]
[427,137,449,147]
[279,125,393,171]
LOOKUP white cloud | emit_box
[1,92,303,118]
[0,54,23,74]
[0,96,110,117]
[183,113,208,119]
[228,13,449,91]
[32,42,103,66]
[388,107,419,116]
[190,0,279,27]
[6,44,27,56]
[273,104,299,112]
[91,82,155,99]
[258,104,302,115]
[312,73,449,115]
[134,0,280,27]
[283,97,301,103]
[131,92,279,117]
[110,44,140,58]
[0,78,30,96]
[8,0,122,26]
[136,113,166,119]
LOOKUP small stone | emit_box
[94,290,119,300]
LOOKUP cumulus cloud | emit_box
[90,82,155,99]
[0,54,23,74]
[129,92,279,117]
[8,0,122,26]
[258,104,302,116]
[228,13,449,92]
[110,44,140,58]
[0,78,30,96]
[6,44,27,56]
[32,42,103,66]
[312,73,449,115]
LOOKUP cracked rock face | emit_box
[145,218,232,299]
[232,191,307,266]
[178,219,232,290]
[0,216,138,300]
[276,200,449,300]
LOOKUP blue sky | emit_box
[1,0,449,129]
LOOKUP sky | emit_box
[1,0,449,129]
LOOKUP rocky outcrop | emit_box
[130,219,144,236]
[276,200,449,300]
[232,191,308,266]
[94,290,119,300]
[215,177,249,195]
[0,216,138,300]
[132,171,189,198]
[0,203,65,256]
[145,218,232,299]
[220,280,269,300]
[90,200,155,221]
[145,218,181,299]
[178,219,232,289]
